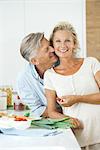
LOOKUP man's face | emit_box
[37,38,58,67]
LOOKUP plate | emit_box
[0,117,14,129]
[12,120,32,130]
[0,117,32,130]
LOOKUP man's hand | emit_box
[57,95,81,107]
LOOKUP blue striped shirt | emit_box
[16,63,47,117]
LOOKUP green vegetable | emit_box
[24,112,30,117]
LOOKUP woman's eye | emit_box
[65,39,70,42]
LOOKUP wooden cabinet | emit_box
[86,0,100,60]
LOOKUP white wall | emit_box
[0,0,86,88]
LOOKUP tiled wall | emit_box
[86,0,100,60]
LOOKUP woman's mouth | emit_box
[60,49,68,53]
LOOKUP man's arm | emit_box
[16,76,46,117]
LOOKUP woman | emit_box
[44,22,100,150]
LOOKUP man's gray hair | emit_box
[20,32,44,61]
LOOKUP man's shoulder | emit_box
[17,64,32,80]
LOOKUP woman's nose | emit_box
[61,42,66,48]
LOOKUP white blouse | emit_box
[44,57,100,147]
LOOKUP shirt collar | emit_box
[30,63,44,85]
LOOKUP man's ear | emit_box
[30,58,39,65]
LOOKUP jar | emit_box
[0,85,13,107]
[6,86,13,106]
[14,97,25,111]
[0,91,7,110]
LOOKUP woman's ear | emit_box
[30,58,39,65]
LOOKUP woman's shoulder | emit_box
[44,68,54,75]
[84,57,100,64]
[85,56,99,61]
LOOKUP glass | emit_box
[14,97,25,111]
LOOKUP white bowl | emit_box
[12,120,32,130]
[0,116,32,130]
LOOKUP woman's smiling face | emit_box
[53,30,75,58]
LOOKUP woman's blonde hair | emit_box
[49,21,80,52]
[20,32,44,62]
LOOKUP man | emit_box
[17,32,59,117]
[16,32,81,128]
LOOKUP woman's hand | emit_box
[57,95,80,107]
[69,117,83,129]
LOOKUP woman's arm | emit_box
[45,89,83,128]
[45,89,66,119]
[78,93,100,104]
[95,70,100,88]
[79,70,100,104]
[57,71,100,107]
[57,92,100,107]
